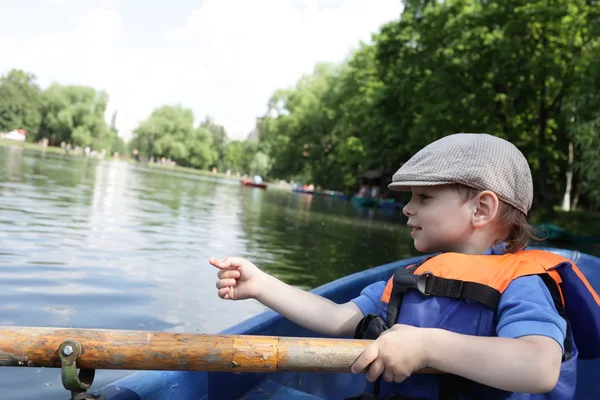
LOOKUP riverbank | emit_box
[3,140,598,232]
[143,162,292,191]
[0,140,291,191]
[0,139,66,154]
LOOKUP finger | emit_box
[217,269,241,279]
[209,257,232,269]
[351,343,379,373]
[383,368,395,383]
[366,358,384,382]
[209,257,224,268]
[216,279,236,289]
[216,256,244,270]
[218,287,230,299]
[394,372,408,383]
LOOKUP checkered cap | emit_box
[388,133,533,215]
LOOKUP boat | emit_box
[292,188,352,201]
[351,196,379,208]
[379,199,405,211]
[535,223,600,254]
[292,187,314,194]
[88,246,600,400]
[240,179,267,189]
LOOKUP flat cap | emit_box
[388,133,533,215]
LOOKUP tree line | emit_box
[258,0,600,211]
[2,0,600,210]
[0,69,267,176]
[0,69,126,155]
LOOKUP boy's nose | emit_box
[403,202,415,217]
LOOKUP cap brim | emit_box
[387,181,454,192]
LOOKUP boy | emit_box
[210,133,572,399]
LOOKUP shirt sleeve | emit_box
[497,275,567,353]
[350,281,386,317]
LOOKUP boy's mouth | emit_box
[407,223,422,231]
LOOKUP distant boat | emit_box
[379,199,405,210]
[535,223,600,254]
[292,188,314,195]
[351,196,379,207]
[240,179,267,189]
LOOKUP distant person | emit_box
[357,185,369,198]
[210,133,600,399]
[253,175,263,184]
[370,186,379,199]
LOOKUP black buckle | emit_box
[416,271,432,296]
[392,268,419,293]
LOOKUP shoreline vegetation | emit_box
[4,140,600,241]
[0,140,292,191]
[4,140,600,258]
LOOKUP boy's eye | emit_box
[418,194,430,200]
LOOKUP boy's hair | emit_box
[452,184,541,253]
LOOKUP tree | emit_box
[253,0,600,210]
[131,105,216,169]
[37,84,116,151]
[0,69,42,135]
[199,117,228,170]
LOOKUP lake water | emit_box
[0,145,415,399]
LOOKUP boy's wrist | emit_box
[422,327,443,368]
[254,270,272,302]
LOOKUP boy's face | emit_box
[402,185,475,253]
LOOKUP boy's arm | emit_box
[257,273,365,337]
[211,256,366,337]
[352,325,561,393]
[352,275,565,393]
[427,275,565,392]
[425,330,561,393]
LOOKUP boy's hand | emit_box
[351,324,429,383]
[209,257,265,301]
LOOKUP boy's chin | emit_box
[413,240,433,253]
[413,240,444,254]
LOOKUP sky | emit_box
[1,0,403,141]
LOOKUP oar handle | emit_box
[0,327,367,373]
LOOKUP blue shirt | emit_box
[351,247,567,352]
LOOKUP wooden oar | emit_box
[0,326,372,373]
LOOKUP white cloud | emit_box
[162,0,402,140]
[1,0,402,142]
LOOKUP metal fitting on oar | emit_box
[58,340,103,400]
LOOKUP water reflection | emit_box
[0,146,415,399]
[238,189,414,289]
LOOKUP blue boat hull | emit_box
[97,248,600,399]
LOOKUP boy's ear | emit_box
[471,191,500,228]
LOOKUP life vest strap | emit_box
[422,275,502,310]
[538,274,573,361]
[386,264,423,327]
[354,314,389,340]
[387,266,503,328]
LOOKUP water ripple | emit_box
[0,145,414,399]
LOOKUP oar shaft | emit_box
[0,327,370,373]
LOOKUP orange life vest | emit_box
[353,249,600,400]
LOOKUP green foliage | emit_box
[0,69,42,135]
[258,0,600,208]
[199,117,228,170]
[36,83,118,152]
[130,105,217,169]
